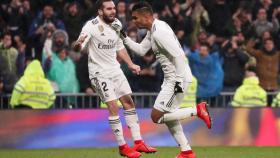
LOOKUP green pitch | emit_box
[0,147,279,158]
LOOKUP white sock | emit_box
[159,107,197,123]
[124,108,142,141]
[109,116,126,146]
[166,120,191,151]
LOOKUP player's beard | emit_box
[103,13,115,24]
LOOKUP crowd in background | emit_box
[1,0,280,107]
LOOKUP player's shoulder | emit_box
[83,17,100,27]
[152,19,172,36]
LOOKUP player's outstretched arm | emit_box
[111,19,151,56]
[122,34,151,57]
[117,48,140,75]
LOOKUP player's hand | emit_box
[111,19,127,38]
[73,35,87,51]
[174,82,183,94]
[111,19,122,32]
[128,64,141,75]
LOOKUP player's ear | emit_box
[98,9,103,16]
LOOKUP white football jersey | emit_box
[124,19,192,82]
[78,16,125,77]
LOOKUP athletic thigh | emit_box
[154,81,189,112]
[112,73,132,99]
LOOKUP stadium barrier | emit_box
[0,92,278,109]
[0,108,279,149]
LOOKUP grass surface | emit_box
[0,147,279,158]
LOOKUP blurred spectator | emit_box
[79,0,97,20]
[42,29,69,62]
[0,14,6,37]
[45,46,79,106]
[10,60,55,109]
[192,29,208,50]
[187,0,210,47]
[231,66,267,107]
[220,35,249,91]
[127,29,139,42]
[207,0,232,42]
[2,0,33,38]
[246,38,280,105]
[133,51,163,92]
[76,52,91,93]
[254,30,273,49]
[62,1,84,44]
[226,8,255,40]
[76,51,99,108]
[174,2,187,28]
[0,75,3,94]
[252,0,275,21]
[14,35,27,76]
[43,30,79,105]
[187,43,224,106]
[246,38,280,90]
[252,8,279,38]
[116,0,130,30]
[158,5,176,30]
[28,4,65,60]
[0,32,25,93]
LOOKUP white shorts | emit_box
[154,81,190,112]
[90,72,132,102]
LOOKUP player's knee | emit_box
[151,116,158,124]
[151,109,164,124]
[151,113,162,124]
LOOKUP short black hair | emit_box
[96,0,113,9]
[131,1,153,14]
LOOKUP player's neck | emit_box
[147,17,155,30]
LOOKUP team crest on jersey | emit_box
[98,25,104,32]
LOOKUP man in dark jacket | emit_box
[221,35,249,92]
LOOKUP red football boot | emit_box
[119,144,141,158]
[134,140,157,153]
[176,150,196,158]
[196,101,212,129]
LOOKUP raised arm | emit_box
[246,39,259,57]
[111,19,151,56]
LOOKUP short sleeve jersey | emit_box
[78,16,125,76]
